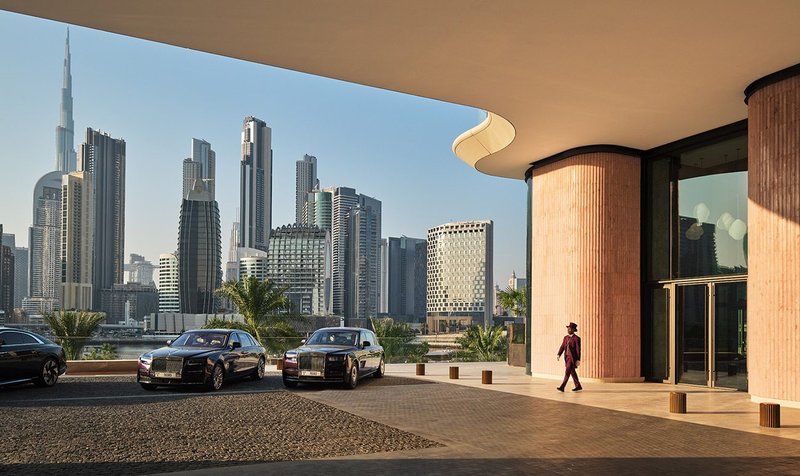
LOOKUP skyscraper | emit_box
[295,154,317,224]
[28,171,64,312]
[80,128,126,309]
[345,197,382,319]
[60,171,94,310]
[13,247,28,310]
[305,189,332,231]
[239,116,272,251]
[225,221,240,282]
[386,236,428,320]
[427,220,493,331]
[266,224,329,315]
[126,253,156,286]
[55,30,76,173]
[331,187,359,316]
[178,182,221,314]
[157,253,179,313]
[0,225,14,319]
[183,138,216,200]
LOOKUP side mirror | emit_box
[166,340,172,346]
[300,339,306,345]
[232,341,242,349]
[362,341,371,348]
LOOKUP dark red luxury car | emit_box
[282,327,384,389]
[137,329,266,391]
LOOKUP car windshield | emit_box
[171,332,228,349]
[305,330,358,346]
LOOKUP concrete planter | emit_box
[66,359,138,375]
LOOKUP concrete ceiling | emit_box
[2,0,799,179]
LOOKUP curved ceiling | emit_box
[2,0,799,179]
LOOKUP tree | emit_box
[43,310,104,360]
[456,325,507,361]
[211,276,302,354]
[498,286,526,317]
[371,318,429,363]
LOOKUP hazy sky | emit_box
[0,11,526,287]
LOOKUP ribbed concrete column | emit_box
[531,152,641,382]
[747,73,800,405]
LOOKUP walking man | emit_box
[556,322,582,392]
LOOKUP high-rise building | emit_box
[126,253,156,286]
[266,224,329,316]
[330,187,359,316]
[157,253,179,313]
[345,198,382,319]
[305,189,332,232]
[0,225,14,318]
[183,138,216,200]
[379,238,388,314]
[295,154,317,224]
[1,234,26,310]
[427,220,493,331]
[225,221,240,282]
[29,171,64,311]
[239,116,272,251]
[100,282,158,324]
[60,171,94,310]
[55,30,76,173]
[80,128,126,309]
[507,270,527,292]
[238,254,269,282]
[178,182,221,314]
[386,236,427,320]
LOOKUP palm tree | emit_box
[497,286,526,317]
[371,318,429,363]
[43,310,104,360]
[211,276,299,352]
[456,325,507,361]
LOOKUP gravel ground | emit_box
[0,375,441,476]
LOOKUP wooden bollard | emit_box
[449,366,459,379]
[276,359,283,370]
[481,370,492,384]
[669,391,686,413]
[416,363,425,376]
[760,403,781,428]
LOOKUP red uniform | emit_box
[557,334,582,390]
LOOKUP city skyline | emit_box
[0,14,526,288]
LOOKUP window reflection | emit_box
[677,136,747,278]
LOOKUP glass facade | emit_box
[643,126,748,387]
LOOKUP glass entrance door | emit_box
[677,285,708,385]
[673,280,747,388]
[713,282,747,390]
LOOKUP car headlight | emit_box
[284,352,297,363]
[187,358,206,366]
[327,354,346,362]
[139,354,152,365]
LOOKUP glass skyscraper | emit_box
[178,183,222,314]
[266,224,329,316]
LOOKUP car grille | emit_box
[299,353,325,371]
[152,357,183,374]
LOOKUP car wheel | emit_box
[205,363,224,391]
[282,374,298,388]
[252,357,265,381]
[140,383,158,391]
[346,360,359,389]
[374,356,385,378]
[34,357,60,387]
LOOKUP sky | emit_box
[0,11,527,287]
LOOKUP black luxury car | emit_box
[137,329,266,391]
[282,327,384,389]
[0,327,68,388]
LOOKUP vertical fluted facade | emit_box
[531,152,641,381]
[747,74,800,404]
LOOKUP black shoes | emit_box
[556,386,565,392]
[572,387,583,392]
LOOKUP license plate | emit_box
[154,372,181,379]
[300,370,322,377]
